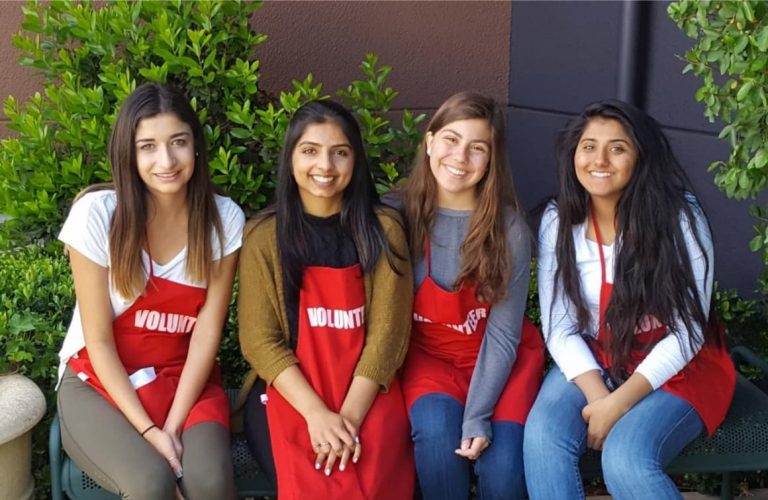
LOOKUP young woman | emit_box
[395,92,544,500]
[56,83,244,499]
[524,100,736,499]
[238,100,415,499]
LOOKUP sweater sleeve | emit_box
[353,209,414,391]
[238,218,298,385]
[538,203,603,380]
[462,212,531,441]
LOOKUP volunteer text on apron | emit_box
[403,238,544,425]
[69,255,229,431]
[265,263,415,499]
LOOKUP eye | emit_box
[609,145,626,153]
[137,143,155,151]
[471,144,488,154]
[171,138,187,147]
[581,143,594,151]
[334,149,351,157]
[443,135,458,144]
[301,147,317,155]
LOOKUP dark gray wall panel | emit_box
[644,2,722,134]
[664,128,760,293]
[507,107,566,213]
[509,1,622,113]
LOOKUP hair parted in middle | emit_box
[77,83,223,299]
[255,99,404,293]
[402,91,521,304]
[552,98,718,380]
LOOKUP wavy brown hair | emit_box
[402,92,520,303]
[77,84,223,299]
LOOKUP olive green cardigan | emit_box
[237,207,413,404]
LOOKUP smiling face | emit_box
[426,118,492,209]
[291,121,354,216]
[574,117,638,207]
[134,112,195,201]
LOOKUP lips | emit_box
[154,171,181,182]
[444,165,468,177]
[311,175,335,186]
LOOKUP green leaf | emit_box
[757,27,768,52]
[737,81,754,101]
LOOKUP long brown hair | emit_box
[77,84,223,299]
[553,99,716,380]
[402,92,520,303]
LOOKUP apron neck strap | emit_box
[589,203,608,286]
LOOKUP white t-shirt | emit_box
[57,189,245,383]
[537,197,714,389]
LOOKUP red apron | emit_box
[69,258,229,431]
[586,207,735,436]
[265,264,415,500]
[402,239,544,424]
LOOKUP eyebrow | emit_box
[440,129,490,145]
[135,131,191,144]
[297,141,352,148]
[579,138,632,145]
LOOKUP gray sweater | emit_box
[414,207,532,441]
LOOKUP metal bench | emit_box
[49,390,276,500]
[580,346,768,500]
[49,347,768,500]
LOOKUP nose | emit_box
[453,145,469,164]
[317,151,335,171]
[593,148,608,167]
[158,144,176,169]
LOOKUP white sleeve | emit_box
[634,203,713,389]
[214,196,245,260]
[538,204,602,380]
[58,191,113,267]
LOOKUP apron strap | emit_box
[424,237,432,276]
[589,203,607,287]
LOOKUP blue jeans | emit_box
[523,367,704,500]
[409,393,525,500]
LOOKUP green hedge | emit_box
[0,0,423,246]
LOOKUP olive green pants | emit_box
[57,366,236,500]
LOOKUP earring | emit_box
[195,151,199,157]
[426,148,431,156]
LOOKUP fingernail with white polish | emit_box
[325,468,331,476]
[315,462,320,470]
[340,464,345,471]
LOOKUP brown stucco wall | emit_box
[253,1,511,112]
[0,1,511,137]
[0,2,40,139]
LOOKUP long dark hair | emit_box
[402,92,520,303]
[256,99,403,291]
[553,99,717,378]
[78,83,222,299]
